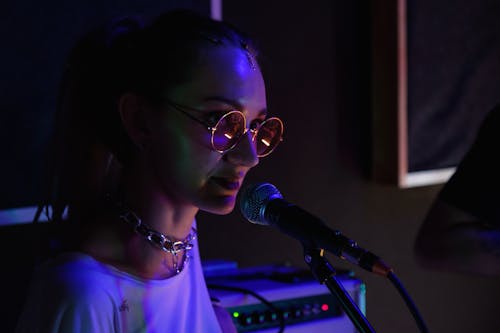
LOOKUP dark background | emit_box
[2,1,500,332]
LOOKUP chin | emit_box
[199,195,237,215]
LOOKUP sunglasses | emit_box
[165,100,284,157]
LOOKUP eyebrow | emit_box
[203,96,268,117]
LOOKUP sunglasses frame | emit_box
[164,99,283,157]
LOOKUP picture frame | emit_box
[371,0,500,187]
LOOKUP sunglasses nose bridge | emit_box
[234,127,256,150]
[212,112,283,157]
[248,126,259,140]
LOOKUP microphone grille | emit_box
[239,182,283,225]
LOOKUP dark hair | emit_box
[43,10,260,224]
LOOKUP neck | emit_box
[120,165,198,239]
[82,165,199,279]
[82,205,197,279]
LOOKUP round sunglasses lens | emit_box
[255,118,283,156]
[212,111,246,152]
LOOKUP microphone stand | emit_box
[303,246,376,333]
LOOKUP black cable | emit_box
[207,283,285,333]
[387,271,429,333]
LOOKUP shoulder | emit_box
[481,104,500,127]
[470,103,500,151]
[27,252,122,309]
[440,103,500,224]
[17,253,121,332]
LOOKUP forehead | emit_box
[168,46,267,112]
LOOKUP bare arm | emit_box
[415,198,500,276]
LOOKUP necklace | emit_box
[113,199,197,274]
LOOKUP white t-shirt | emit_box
[16,236,222,333]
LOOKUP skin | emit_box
[83,45,267,279]
[415,198,500,276]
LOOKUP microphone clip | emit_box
[302,245,377,333]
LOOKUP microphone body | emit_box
[240,183,392,276]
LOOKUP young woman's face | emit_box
[145,45,268,214]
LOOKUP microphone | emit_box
[239,182,392,276]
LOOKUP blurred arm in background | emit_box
[415,105,500,276]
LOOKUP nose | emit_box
[225,131,259,168]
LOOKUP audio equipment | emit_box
[205,262,365,333]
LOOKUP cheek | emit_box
[149,121,222,193]
[169,124,220,177]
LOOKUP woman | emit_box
[17,10,283,332]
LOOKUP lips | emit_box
[211,177,241,191]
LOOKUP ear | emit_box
[118,93,152,149]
